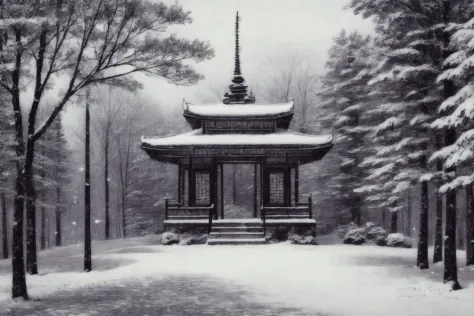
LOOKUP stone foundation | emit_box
[265,221,317,245]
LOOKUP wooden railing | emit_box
[165,198,215,220]
[208,204,216,234]
[261,193,313,221]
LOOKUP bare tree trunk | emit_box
[104,138,110,240]
[417,180,429,269]
[11,27,28,299]
[84,90,92,272]
[24,142,38,275]
[55,186,61,247]
[55,123,62,247]
[40,194,46,251]
[466,184,474,266]
[1,193,8,259]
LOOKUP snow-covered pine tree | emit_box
[34,114,70,249]
[430,16,474,267]
[319,30,375,226]
[348,0,473,278]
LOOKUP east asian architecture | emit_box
[140,12,333,245]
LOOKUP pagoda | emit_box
[140,12,333,245]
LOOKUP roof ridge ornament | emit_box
[223,12,256,105]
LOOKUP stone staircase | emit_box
[207,220,266,245]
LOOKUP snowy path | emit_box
[1,237,474,316]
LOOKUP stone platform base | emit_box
[161,218,317,245]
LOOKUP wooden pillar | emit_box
[220,163,224,219]
[188,155,194,206]
[253,164,258,218]
[211,157,218,219]
[177,163,182,204]
[261,158,266,207]
[284,154,291,206]
[295,161,299,204]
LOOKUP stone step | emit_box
[212,226,263,233]
[168,216,209,220]
[211,220,262,227]
[265,215,310,219]
[208,238,267,245]
[209,232,264,239]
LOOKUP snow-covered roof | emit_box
[141,129,332,147]
[183,101,294,117]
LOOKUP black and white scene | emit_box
[1,0,474,315]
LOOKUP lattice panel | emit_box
[269,172,284,205]
[195,172,210,205]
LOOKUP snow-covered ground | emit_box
[0,236,473,316]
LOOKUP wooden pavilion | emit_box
[140,13,333,244]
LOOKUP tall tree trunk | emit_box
[11,27,28,299]
[84,90,92,272]
[55,186,61,247]
[1,193,8,259]
[104,139,110,240]
[443,127,461,288]
[121,193,127,239]
[55,122,62,247]
[433,192,444,263]
[24,142,38,275]
[406,188,412,237]
[442,0,461,291]
[417,180,429,269]
[350,196,361,226]
[40,165,46,251]
[433,135,444,263]
[391,211,397,233]
[40,195,46,251]
[466,184,474,266]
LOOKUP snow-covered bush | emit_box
[162,231,208,245]
[343,228,367,245]
[289,234,318,245]
[179,234,208,245]
[386,233,413,248]
[366,226,387,240]
[161,232,180,245]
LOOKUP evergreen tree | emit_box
[319,30,376,226]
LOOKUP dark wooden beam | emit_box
[188,155,194,206]
[220,163,224,219]
[295,161,299,204]
[211,157,218,220]
[177,163,182,204]
[261,158,266,207]
[254,163,258,218]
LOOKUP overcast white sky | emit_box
[63,0,374,140]
[137,0,374,106]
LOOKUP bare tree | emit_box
[262,50,320,131]
[92,86,127,240]
[0,0,213,299]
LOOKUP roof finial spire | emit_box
[234,11,241,76]
[223,11,255,104]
